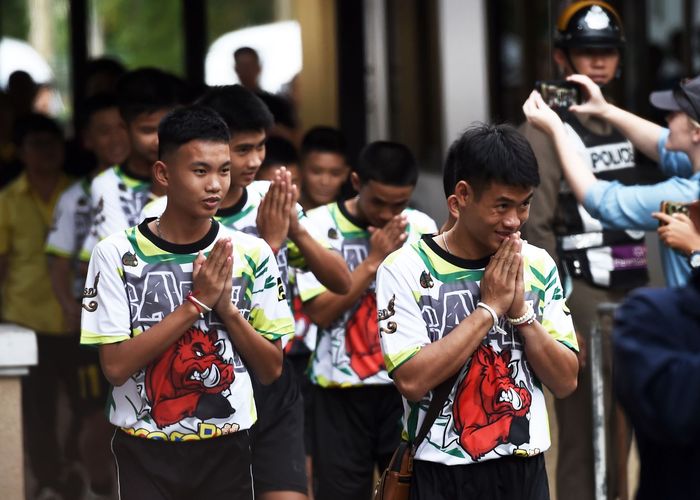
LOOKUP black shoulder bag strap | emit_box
[409,371,460,459]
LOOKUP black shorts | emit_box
[250,356,307,494]
[287,351,314,453]
[111,428,253,500]
[311,384,403,500]
[410,454,549,500]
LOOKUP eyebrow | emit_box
[190,160,232,168]
[233,139,265,149]
[495,192,534,203]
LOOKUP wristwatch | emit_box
[689,250,700,269]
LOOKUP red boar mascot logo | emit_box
[145,327,235,428]
[453,345,532,461]
[346,293,385,379]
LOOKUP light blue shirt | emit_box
[583,129,699,287]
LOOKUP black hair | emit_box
[445,123,540,197]
[442,159,456,198]
[355,141,418,186]
[116,68,188,124]
[233,47,260,62]
[197,85,273,134]
[84,57,126,83]
[13,113,63,146]
[157,105,230,160]
[79,93,120,131]
[261,136,298,168]
[300,126,346,160]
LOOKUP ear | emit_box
[454,180,472,207]
[350,171,362,192]
[553,49,569,74]
[447,194,459,220]
[152,160,169,189]
[691,123,700,144]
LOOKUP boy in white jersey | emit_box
[377,124,578,499]
[144,85,351,499]
[297,141,437,499]
[46,92,128,498]
[81,105,292,499]
[80,68,185,261]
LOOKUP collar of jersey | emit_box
[215,186,251,222]
[115,163,151,190]
[415,234,491,282]
[126,217,220,264]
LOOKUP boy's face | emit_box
[84,107,129,168]
[352,175,414,228]
[159,140,231,219]
[555,47,619,85]
[127,109,170,165]
[229,130,266,188]
[19,131,64,174]
[301,151,349,207]
[456,180,533,255]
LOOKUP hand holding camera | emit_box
[565,74,612,118]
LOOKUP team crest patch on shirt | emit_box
[327,228,339,240]
[122,252,138,267]
[420,270,434,288]
[81,272,100,312]
[378,295,397,335]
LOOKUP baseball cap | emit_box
[649,76,700,122]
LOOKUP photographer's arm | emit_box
[523,91,596,203]
[568,74,663,162]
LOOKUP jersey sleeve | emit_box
[46,187,77,257]
[247,243,295,342]
[530,251,578,352]
[287,206,334,270]
[80,239,132,346]
[377,257,428,375]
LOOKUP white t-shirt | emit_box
[80,220,294,441]
[80,165,153,261]
[296,201,438,387]
[377,235,577,465]
[46,178,92,296]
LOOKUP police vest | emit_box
[554,110,649,290]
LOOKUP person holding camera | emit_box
[523,74,700,287]
[520,2,645,499]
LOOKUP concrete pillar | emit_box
[0,324,38,500]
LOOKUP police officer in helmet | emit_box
[521,2,642,499]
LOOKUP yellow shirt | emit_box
[0,173,72,335]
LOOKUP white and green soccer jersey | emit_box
[377,235,577,466]
[45,178,92,297]
[297,201,438,388]
[80,165,153,261]
[140,181,323,291]
[80,220,294,441]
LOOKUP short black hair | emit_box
[445,123,540,197]
[79,93,120,131]
[157,105,230,160]
[85,57,126,83]
[117,68,188,124]
[355,141,418,186]
[262,136,298,168]
[300,126,346,160]
[197,85,273,134]
[13,113,63,146]
[233,47,260,62]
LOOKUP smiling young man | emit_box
[297,141,437,500]
[377,124,577,500]
[80,105,292,499]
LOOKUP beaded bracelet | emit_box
[507,303,536,327]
